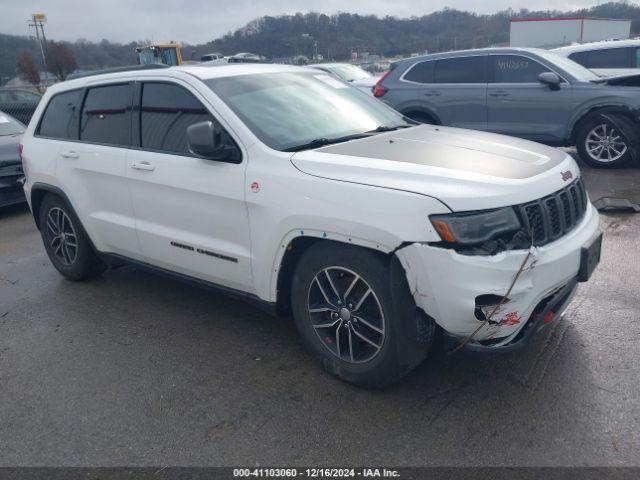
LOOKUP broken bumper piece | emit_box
[444,277,578,353]
[396,202,600,349]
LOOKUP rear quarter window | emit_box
[403,61,435,83]
[568,51,588,67]
[37,89,83,140]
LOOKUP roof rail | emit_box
[66,64,170,80]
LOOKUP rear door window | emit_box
[403,61,435,83]
[37,89,82,140]
[139,82,215,155]
[434,56,486,84]
[80,84,132,146]
[491,55,551,83]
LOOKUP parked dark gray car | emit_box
[375,47,640,167]
[0,111,26,207]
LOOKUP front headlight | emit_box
[430,208,521,245]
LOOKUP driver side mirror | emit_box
[538,72,561,90]
[186,121,241,163]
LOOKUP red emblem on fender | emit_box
[560,170,573,182]
[250,181,260,193]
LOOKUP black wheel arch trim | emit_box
[400,107,441,125]
[388,99,441,125]
[29,182,103,256]
[30,183,76,231]
[569,104,640,144]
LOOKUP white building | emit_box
[510,17,632,49]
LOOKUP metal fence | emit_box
[0,87,43,126]
[0,104,38,126]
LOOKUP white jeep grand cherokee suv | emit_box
[21,64,602,387]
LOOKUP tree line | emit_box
[199,2,640,60]
[0,35,137,84]
[2,1,640,84]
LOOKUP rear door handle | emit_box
[489,91,509,98]
[424,90,441,97]
[60,150,79,159]
[131,161,155,171]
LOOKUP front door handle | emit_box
[61,150,79,159]
[424,90,441,97]
[131,161,156,171]
[489,91,509,98]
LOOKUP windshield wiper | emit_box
[282,132,374,152]
[283,124,414,152]
[367,124,413,133]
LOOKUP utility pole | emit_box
[28,13,48,72]
[302,33,315,61]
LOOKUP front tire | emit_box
[39,194,105,281]
[576,115,634,168]
[291,243,435,388]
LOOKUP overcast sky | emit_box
[0,0,609,44]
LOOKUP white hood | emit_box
[291,125,580,212]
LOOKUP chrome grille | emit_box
[518,178,588,246]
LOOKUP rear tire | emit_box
[291,242,435,388]
[39,194,106,281]
[576,114,635,168]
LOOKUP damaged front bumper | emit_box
[396,202,600,351]
[444,277,579,353]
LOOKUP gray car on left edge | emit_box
[375,47,640,167]
[0,111,26,208]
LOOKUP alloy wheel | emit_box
[585,123,628,163]
[46,207,78,265]
[307,267,385,363]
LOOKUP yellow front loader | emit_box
[136,42,183,66]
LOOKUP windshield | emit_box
[206,72,409,151]
[0,113,24,136]
[536,50,600,82]
[327,65,372,82]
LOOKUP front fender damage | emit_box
[394,242,541,345]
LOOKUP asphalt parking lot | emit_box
[1,158,639,467]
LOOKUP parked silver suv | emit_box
[375,47,640,167]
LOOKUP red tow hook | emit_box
[542,310,556,324]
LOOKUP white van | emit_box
[553,39,640,77]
